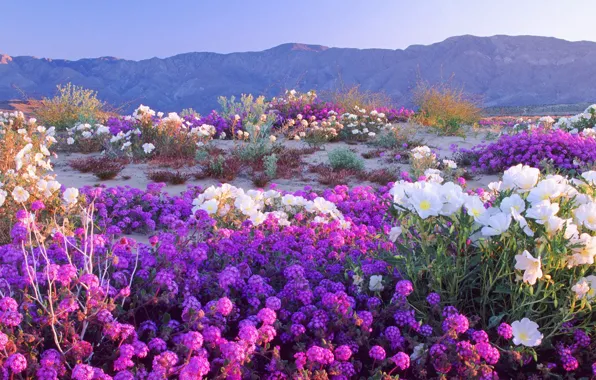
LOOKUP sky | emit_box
[2,0,595,60]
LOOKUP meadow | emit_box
[0,84,596,379]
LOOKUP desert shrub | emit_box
[147,170,189,184]
[62,122,111,153]
[251,172,270,188]
[283,112,344,145]
[204,154,241,181]
[218,94,277,133]
[325,84,393,111]
[69,157,125,180]
[263,154,278,179]
[328,148,364,172]
[0,112,63,242]
[106,106,215,160]
[555,105,596,133]
[372,124,425,149]
[359,168,399,185]
[414,79,482,133]
[268,89,344,127]
[235,123,277,162]
[339,108,390,142]
[389,165,596,345]
[35,82,110,129]
[310,164,357,186]
[460,129,596,173]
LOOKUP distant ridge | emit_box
[0,35,595,113]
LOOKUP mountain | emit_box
[1,35,596,113]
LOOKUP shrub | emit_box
[325,84,393,111]
[204,155,241,181]
[263,154,278,179]
[35,82,110,129]
[251,172,270,188]
[328,148,365,171]
[147,170,189,184]
[461,129,596,173]
[69,157,126,180]
[413,79,482,133]
[0,112,62,242]
[359,168,399,185]
[555,105,596,133]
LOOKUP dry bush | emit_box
[147,170,190,184]
[252,173,270,188]
[323,84,393,111]
[34,83,113,129]
[358,169,398,185]
[69,157,126,180]
[413,79,482,134]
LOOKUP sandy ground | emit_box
[51,124,501,195]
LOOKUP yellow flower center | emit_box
[419,200,431,211]
[518,332,529,341]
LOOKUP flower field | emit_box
[1,93,596,379]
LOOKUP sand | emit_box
[51,124,501,195]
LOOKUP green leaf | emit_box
[162,312,171,324]
[488,314,505,329]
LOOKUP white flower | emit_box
[527,179,565,204]
[464,195,486,221]
[81,131,92,138]
[369,275,384,292]
[502,164,540,191]
[574,202,596,231]
[567,233,596,267]
[511,318,543,347]
[142,143,155,154]
[389,226,402,242]
[410,187,443,219]
[581,171,596,186]
[67,137,75,145]
[514,250,543,285]
[572,278,591,299]
[199,199,219,215]
[63,188,79,206]
[442,159,457,169]
[11,186,30,203]
[499,194,526,214]
[269,135,277,143]
[352,273,363,288]
[0,189,7,207]
[480,212,512,237]
[525,200,560,224]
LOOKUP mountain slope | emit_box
[1,35,595,113]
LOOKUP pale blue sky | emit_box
[1,0,593,60]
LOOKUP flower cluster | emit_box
[340,107,390,141]
[0,162,595,377]
[554,105,596,133]
[459,128,596,173]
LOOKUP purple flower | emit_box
[497,322,513,340]
[390,352,410,370]
[369,345,386,361]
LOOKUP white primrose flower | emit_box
[573,202,596,231]
[511,318,543,347]
[514,250,543,285]
[480,212,512,237]
[389,226,402,242]
[410,187,443,219]
[502,164,540,192]
[11,186,30,203]
[571,278,591,299]
[142,143,156,154]
[369,275,384,292]
[63,188,79,206]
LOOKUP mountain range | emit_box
[1,35,596,113]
